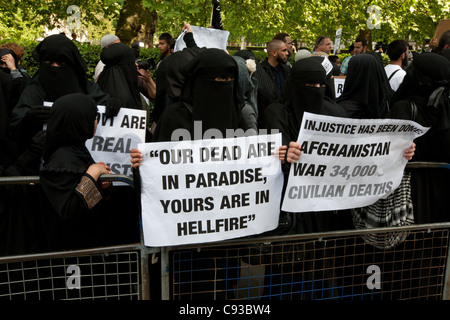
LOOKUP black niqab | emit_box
[182,48,244,136]
[34,34,87,102]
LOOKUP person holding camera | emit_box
[136,57,156,101]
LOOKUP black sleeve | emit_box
[183,32,197,48]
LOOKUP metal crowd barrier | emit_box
[1,163,450,300]
[160,223,450,300]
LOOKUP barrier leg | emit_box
[443,241,450,300]
[161,247,170,300]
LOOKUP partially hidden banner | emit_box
[174,26,229,52]
[85,105,147,178]
[139,134,284,247]
[281,112,429,213]
[334,77,345,98]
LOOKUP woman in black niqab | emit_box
[260,57,351,236]
[337,53,392,119]
[262,57,347,146]
[97,43,142,110]
[10,34,110,167]
[259,58,351,299]
[40,93,112,251]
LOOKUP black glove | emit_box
[24,105,51,124]
[104,97,124,119]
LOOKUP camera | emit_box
[136,58,155,71]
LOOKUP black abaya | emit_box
[259,57,350,299]
[39,93,109,251]
[0,70,45,256]
[386,53,450,224]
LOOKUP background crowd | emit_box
[1,23,450,257]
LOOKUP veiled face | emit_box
[43,60,66,67]
[214,76,233,81]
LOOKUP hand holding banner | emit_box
[281,112,428,213]
[85,105,147,177]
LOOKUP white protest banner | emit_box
[139,134,284,247]
[334,77,345,98]
[334,28,342,55]
[281,112,429,213]
[174,26,229,52]
[43,101,53,130]
[86,105,147,178]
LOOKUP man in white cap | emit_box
[94,34,121,82]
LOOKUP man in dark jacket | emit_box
[255,39,290,126]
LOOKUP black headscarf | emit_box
[34,34,87,102]
[97,43,142,109]
[42,93,97,172]
[337,53,392,119]
[181,48,244,136]
[389,52,450,130]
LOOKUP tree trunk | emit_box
[115,0,157,47]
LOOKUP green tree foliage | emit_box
[143,0,449,50]
[1,0,449,50]
[0,0,121,42]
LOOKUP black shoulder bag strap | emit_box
[409,99,418,122]
[388,68,401,81]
